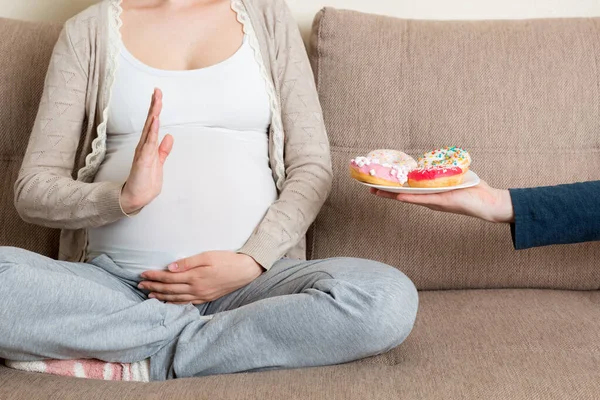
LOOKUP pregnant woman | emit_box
[0,0,417,381]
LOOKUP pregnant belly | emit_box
[87,127,277,274]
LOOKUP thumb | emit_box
[168,253,210,272]
[158,134,174,165]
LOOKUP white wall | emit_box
[1,0,599,39]
[290,0,600,39]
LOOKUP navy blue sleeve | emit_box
[508,181,600,250]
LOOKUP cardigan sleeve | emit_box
[14,18,127,230]
[509,181,600,249]
[237,0,333,269]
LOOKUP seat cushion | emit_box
[2,290,599,399]
[307,8,600,290]
[0,18,61,257]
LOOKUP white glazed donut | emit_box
[366,149,418,170]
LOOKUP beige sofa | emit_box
[2,8,600,400]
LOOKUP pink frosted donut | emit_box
[407,166,466,188]
[349,149,417,187]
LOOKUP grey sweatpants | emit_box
[0,247,418,381]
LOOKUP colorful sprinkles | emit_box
[417,146,471,169]
[350,147,471,186]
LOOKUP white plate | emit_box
[359,170,481,194]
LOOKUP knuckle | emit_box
[152,284,163,292]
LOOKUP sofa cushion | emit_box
[2,289,599,399]
[308,9,600,290]
[0,18,61,257]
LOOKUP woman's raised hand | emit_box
[120,89,174,214]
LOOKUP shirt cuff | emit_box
[237,232,283,271]
[117,182,143,217]
[508,188,534,250]
[97,182,136,221]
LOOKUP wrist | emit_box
[491,189,515,224]
[120,184,143,215]
[241,254,265,276]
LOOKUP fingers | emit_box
[147,115,159,146]
[395,193,443,206]
[169,253,213,272]
[370,189,398,200]
[158,134,174,165]
[139,281,190,294]
[394,193,424,203]
[144,89,157,124]
[147,89,162,125]
[370,188,443,206]
[137,117,159,163]
[140,91,157,144]
[369,188,422,202]
[149,293,198,303]
[138,89,163,150]
[140,270,190,283]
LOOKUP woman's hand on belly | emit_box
[138,251,264,304]
[120,89,174,214]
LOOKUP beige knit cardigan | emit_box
[14,0,332,270]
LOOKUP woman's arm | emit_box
[238,1,333,269]
[372,180,600,249]
[14,22,126,230]
[14,19,172,230]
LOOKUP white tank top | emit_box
[87,37,277,274]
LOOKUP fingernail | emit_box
[148,294,156,299]
[137,283,144,289]
[168,263,178,271]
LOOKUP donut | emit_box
[366,150,418,170]
[407,166,466,188]
[350,150,417,186]
[418,146,471,171]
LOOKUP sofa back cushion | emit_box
[308,9,600,290]
[0,18,61,257]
